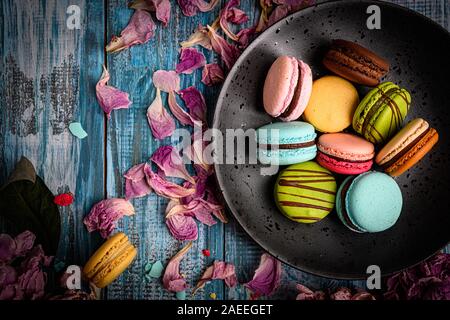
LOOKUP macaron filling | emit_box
[280,60,305,119]
[259,140,316,150]
[381,127,432,169]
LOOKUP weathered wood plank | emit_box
[104,0,225,300]
[0,0,105,270]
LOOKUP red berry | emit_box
[53,193,74,206]
[202,249,211,257]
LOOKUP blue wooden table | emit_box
[1,0,449,300]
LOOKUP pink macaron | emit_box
[263,56,313,121]
[316,133,375,175]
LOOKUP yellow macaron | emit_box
[83,232,137,288]
[303,75,359,133]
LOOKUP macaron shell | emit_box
[375,118,429,165]
[275,161,336,223]
[303,76,359,133]
[386,128,438,177]
[83,232,128,279]
[263,56,299,117]
[318,133,375,161]
[92,245,137,288]
[336,176,365,233]
[279,60,313,122]
[317,152,373,175]
[346,172,403,233]
[353,82,411,144]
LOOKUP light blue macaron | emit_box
[336,171,403,233]
[256,121,317,166]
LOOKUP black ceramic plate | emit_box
[213,0,450,279]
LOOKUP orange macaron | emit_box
[375,118,439,177]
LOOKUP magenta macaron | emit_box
[263,56,313,121]
[316,133,375,175]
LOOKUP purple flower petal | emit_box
[144,165,196,199]
[207,26,241,70]
[106,10,156,53]
[166,214,198,241]
[124,163,153,200]
[83,199,135,238]
[193,260,237,294]
[129,0,171,26]
[96,66,132,119]
[153,70,180,93]
[179,86,207,123]
[150,145,194,183]
[14,231,36,258]
[0,234,16,263]
[244,253,282,296]
[330,287,352,300]
[236,26,256,49]
[168,91,195,126]
[177,0,219,16]
[201,63,225,86]
[176,48,206,75]
[163,242,192,292]
[219,0,248,41]
[146,88,176,139]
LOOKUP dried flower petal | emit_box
[166,214,198,241]
[146,88,176,139]
[244,253,282,296]
[219,0,248,41]
[129,0,171,26]
[14,231,36,258]
[180,19,219,49]
[193,260,237,294]
[168,91,195,126]
[176,48,206,75]
[153,70,181,93]
[179,86,207,123]
[295,284,326,300]
[0,234,16,263]
[163,242,193,292]
[201,63,225,86]
[83,199,135,238]
[106,10,156,53]
[96,66,132,119]
[151,146,194,183]
[207,25,241,70]
[236,26,256,48]
[178,0,219,16]
[144,165,195,199]
[124,163,153,200]
[256,0,274,32]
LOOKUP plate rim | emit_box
[212,0,450,279]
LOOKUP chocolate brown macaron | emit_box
[323,39,389,86]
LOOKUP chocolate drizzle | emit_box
[279,201,332,212]
[278,179,335,195]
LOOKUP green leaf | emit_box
[0,157,61,255]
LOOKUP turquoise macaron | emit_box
[256,121,317,166]
[336,171,403,233]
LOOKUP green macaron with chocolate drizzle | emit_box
[274,161,337,224]
[352,82,411,145]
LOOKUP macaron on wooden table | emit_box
[1,0,449,299]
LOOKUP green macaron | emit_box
[274,161,337,224]
[352,82,411,144]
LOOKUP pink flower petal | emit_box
[179,86,207,123]
[207,25,241,70]
[150,145,194,183]
[129,0,171,26]
[124,163,153,200]
[219,0,249,41]
[106,10,156,53]
[153,70,181,93]
[146,88,176,139]
[166,214,198,241]
[244,253,282,296]
[236,26,256,49]
[178,0,219,16]
[14,231,36,258]
[193,260,237,294]
[163,242,193,292]
[176,48,206,75]
[168,91,195,126]
[201,63,225,86]
[83,199,135,238]
[144,165,195,199]
[96,66,132,119]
